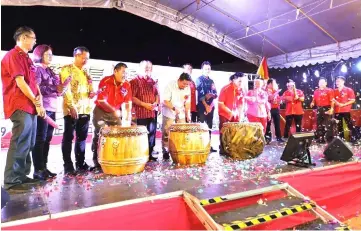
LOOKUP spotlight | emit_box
[341,64,347,73]
[314,70,320,77]
[302,72,307,82]
[356,61,361,71]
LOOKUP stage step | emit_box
[285,218,351,230]
[210,196,316,230]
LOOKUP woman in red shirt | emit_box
[265,78,284,143]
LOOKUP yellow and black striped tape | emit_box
[223,202,316,230]
[335,226,351,231]
[200,196,228,206]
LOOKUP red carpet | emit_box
[2,197,205,230]
[280,162,361,222]
[3,163,361,230]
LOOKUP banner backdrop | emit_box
[0,51,241,148]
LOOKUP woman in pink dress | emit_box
[245,79,271,133]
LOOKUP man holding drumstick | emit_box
[282,80,305,138]
[91,63,132,172]
[131,60,160,161]
[218,72,245,154]
[161,73,192,160]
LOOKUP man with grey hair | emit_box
[130,60,160,161]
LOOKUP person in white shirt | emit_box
[162,73,192,160]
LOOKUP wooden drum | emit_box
[98,125,149,175]
[168,123,210,165]
[221,122,265,160]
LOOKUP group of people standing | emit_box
[1,26,358,192]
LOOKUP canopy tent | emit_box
[2,0,361,68]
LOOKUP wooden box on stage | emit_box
[168,123,210,165]
[221,122,265,160]
[98,125,149,175]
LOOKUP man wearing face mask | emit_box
[2,26,46,191]
[282,80,305,138]
[161,73,191,160]
[131,60,160,161]
[60,46,95,175]
[218,72,245,154]
[91,63,132,171]
[196,61,218,152]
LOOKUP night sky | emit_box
[1,6,255,70]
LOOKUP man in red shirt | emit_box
[130,60,160,161]
[1,26,45,191]
[183,63,197,122]
[333,76,357,144]
[218,72,245,154]
[265,78,284,143]
[282,80,305,138]
[310,77,334,143]
[91,63,132,171]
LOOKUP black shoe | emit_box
[148,156,158,162]
[76,162,90,170]
[276,138,285,143]
[33,170,48,181]
[45,169,57,178]
[90,165,102,172]
[23,177,40,185]
[76,163,91,173]
[64,167,77,176]
[219,149,227,156]
[210,147,217,153]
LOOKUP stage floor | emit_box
[1,135,361,224]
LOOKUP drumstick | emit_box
[44,115,59,129]
[280,115,286,123]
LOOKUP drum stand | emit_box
[287,140,316,168]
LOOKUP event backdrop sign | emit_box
[0,51,238,148]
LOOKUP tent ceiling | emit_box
[2,0,361,67]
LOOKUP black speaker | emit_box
[323,137,353,161]
[280,132,315,167]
